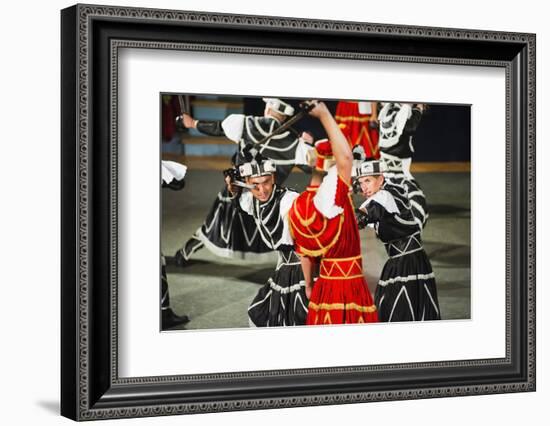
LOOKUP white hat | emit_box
[262,98,295,116]
[239,159,276,178]
[352,159,388,178]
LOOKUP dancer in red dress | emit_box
[335,101,380,159]
[288,101,378,325]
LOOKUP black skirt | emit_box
[196,186,273,258]
[248,250,309,327]
[375,248,440,322]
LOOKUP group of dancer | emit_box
[162,97,441,329]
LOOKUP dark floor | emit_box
[162,169,470,330]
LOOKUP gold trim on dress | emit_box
[335,115,371,123]
[353,126,379,155]
[289,211,327,239]
[289,214,345,257]
[318,273,365,280]
[322,255,362,262]
[319,256,363,279]
[293,196,318,227]
[308,301,377,313]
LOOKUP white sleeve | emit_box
[294,139,313,166]
[279,191,300,245]
[359,190,399,214]
[221,114,245,143]
[238,190,254,216]
[313,166,345,219]
[161,160,187,184]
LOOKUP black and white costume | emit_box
[194,99,311,184]
[378,102,428,229]
[176,99,312,262]
[356,180,440,322]
[179,182,274,261]
[240,185,309,326]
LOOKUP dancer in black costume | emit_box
[377,102,429,229]
[224,148,308,326]
[175,98,313,264]
[354,158,441,322]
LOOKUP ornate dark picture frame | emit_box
[61,3,536,421]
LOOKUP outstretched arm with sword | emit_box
[177,98,315,142]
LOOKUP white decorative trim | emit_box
[238,212,262,246]
[244,116,260,144]
[389,246,424,259]
[294,293,309,313]
[269,158,301,165]
[268,278,306,294]
[196,227,275,262]
[260,135,299,152]
[388,286,415,322]
[378,272,435,287]
[394,214,418,226]
[378,103,412,148]
[248,289,273,311]
[217,191,238,202]
[424,284,440,316]
[407,190,424,198]
[401,157,413,179]
[410,199,427,221]
[180,235,203,261]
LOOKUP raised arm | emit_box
[308,101,353,183]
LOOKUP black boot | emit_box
[174,248,188,267]
[162,308,190,329]
[161,263,190,329]
[174,234,204,267]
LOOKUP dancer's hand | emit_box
[305,100,330,119]
[225,175,237,196]
[181,113,197,129]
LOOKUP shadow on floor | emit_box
[424,240,471,268]
[428,203,471,216]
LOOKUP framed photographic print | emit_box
[60,3,535,421]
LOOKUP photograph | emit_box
[160,95,471,331]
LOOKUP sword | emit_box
[177,95,189,114]
[223,167,256,190]
[256,100,315,145]
[231,180,256,190]
[175,95,190,132]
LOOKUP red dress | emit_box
[288,167,378,325]
[335,101,380,159]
